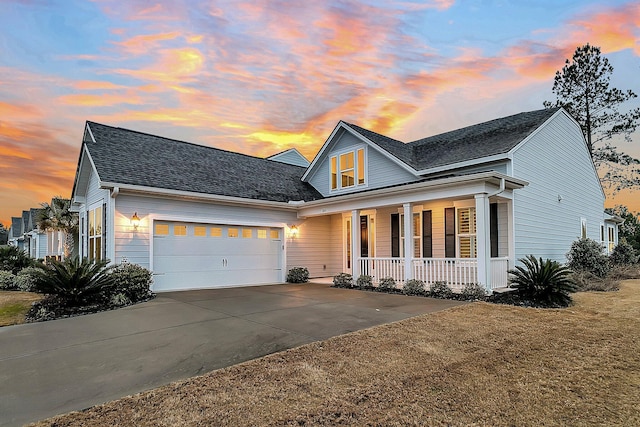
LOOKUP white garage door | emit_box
[152,221,283,292]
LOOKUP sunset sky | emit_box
[1,0,639,227]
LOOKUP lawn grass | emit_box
[32,280,640,426]
[0,291,41,327]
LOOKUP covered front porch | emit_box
[296,172,527,293]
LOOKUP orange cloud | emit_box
[113,31,181,54]
[73,80,126,91]
[58,93,144,107]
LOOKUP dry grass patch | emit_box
[32,281,640,426]
[0,291,41,326]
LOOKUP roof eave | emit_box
[99,181,301,211]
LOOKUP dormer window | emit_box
[330,147,366,191]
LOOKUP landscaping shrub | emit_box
[0,246,34,274]
[356,274,373,290]
[429,281,453,299]
[110,293,131,307]
[571,270,620,292]
[566,238,610,278]
[286,267,309,283]
[32,257,116,307]
[333,273,353,288]
[402,279,425,296]
[509,255,577,307]
[0,270,17,290]
[460,283,487,300]
[377,276,397,292]
[14,266,45,292]
[609,241,638,266]
[109,263,154,303]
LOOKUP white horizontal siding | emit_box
[512,112,605,263]
[114,194,298,270]
[287,216,334,278]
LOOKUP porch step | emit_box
[491,286,516,294]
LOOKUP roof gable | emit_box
[82,122,323,203]
[266,148,310,167]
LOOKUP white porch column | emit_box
[475,194,491,290]
[403,203,413,281]
[351,209,360,279]
[507,199,516,270]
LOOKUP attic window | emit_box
[330,147,366,191]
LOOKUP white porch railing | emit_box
[358,256,509,291]
[359,257,405,283]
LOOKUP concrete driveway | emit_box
[0,282,465,427]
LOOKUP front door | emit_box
[344,215,375,273]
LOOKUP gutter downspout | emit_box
[487,177,505,198]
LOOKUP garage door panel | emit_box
[153,222,283,291]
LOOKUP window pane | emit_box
[331,157,337,190]
[340,152,354,170]
[155,224,169,235]
[95,206,103,235]
[270,229,279,239]
[89,210,95,236]
[228,228,238,238]
[95,237,102,261]
[357,148,365,184]
[413,213,420,237]
[459,236,472,258]
[458,209,471,234]
[414,238,421,258]
[257,229,267,239]
[341,170,354,187]
[242,228,252,238]
[89,239,95,261]
[210,227,222,237]
[194,226,206,236]
[173,225,187,236]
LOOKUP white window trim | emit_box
[457,207,477,259]
[87,201,105,262]
[399,212,421,258]
[329,145,368,193]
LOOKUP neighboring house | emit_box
[24,208,48,260]
[8,217,24,250]
[603,213,624,255]
[70,107,617,292]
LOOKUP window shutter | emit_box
[391,213,400,257]
[445,208,455,258]
[490,203,498,258]
[422,210,432,258]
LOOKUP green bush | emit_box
[0,246,34,274]
[429,281,453,299]
[509,255,577,307]
[15,266,45,292]
[286,267,309,283]
[0,270,17,290]
[402,279,425,296]
[110,293,131,307]
[377,276,397,292]
[356,274,373,290]
[109,263,153,303]
[610,241,637,266]
[566,238,610,278]
[460,283,487,300]
[32,257,116,307]
[333,273,353,288]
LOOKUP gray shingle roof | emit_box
[347,108,560,171]
[85,122,323,203]
[11,217,22,237]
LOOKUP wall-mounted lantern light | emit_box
[289,225,299,238]
[131,212,140,230]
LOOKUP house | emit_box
[8,217,24,250]
[70,107,616,293]
[24,208,48,260]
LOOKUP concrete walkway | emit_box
[0,283,465,426]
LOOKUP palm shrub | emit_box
[402,279,425,296]
[609,241,637,266]
[32,257,116,307]
[0,246,34,274]
[109,263,154,303]
[509,255,577,307]
[566,238,610,278]
[377,276,396,292]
